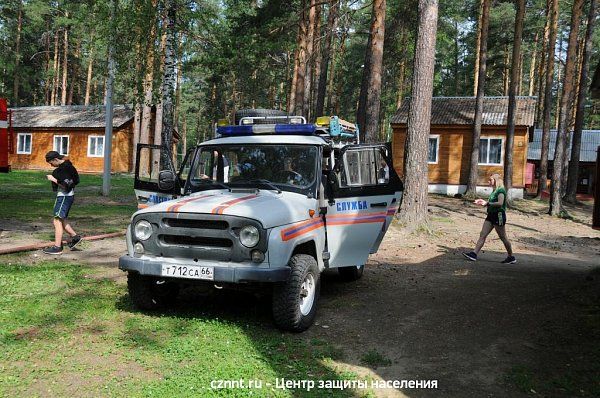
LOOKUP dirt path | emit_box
[11,195,599,397]
[305,196,600,397]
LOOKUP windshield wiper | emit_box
[238,179,282,194]
[197,179,230,191]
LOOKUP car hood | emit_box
[134,189,317,228]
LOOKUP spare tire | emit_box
[234,109,289,125]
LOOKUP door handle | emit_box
[370,202,387,207]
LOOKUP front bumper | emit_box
[118,255,290,283]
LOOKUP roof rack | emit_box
[239,115,306,125]
[315,116,360,145]
[213,114,360,145]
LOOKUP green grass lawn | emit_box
[0,257,359,397]
[0,170,137,236]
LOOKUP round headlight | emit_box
[134,220,153,241]
[240,225,260,248]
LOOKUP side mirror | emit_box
[158,170,176,191]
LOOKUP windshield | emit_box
[187,144,319,193]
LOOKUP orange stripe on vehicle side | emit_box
[326,217,387,226]
[280,217,324,241]
[167,194,214,213]
[211,194,258,215]
[326,211,387,219]
[138,204,149,209]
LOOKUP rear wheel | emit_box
[272,254,320,332]
[127,272,180,310]
[338,264,364,281]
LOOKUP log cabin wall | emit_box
[392,124,529,187]
[9,122,133,173]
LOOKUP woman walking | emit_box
[463,173,516,264]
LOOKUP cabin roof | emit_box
[9,105,134,129]
[391,96,537,127]
[528,129,600,163]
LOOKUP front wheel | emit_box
[272,254,320,332]
[338,264,364,281]
[127,272,179,310]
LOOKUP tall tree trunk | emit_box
[454,20,460,95]
[293,0,309,116]
[565,0,597,202]
[61,21,69,106]
[44,26,51,105]
[396,26,408,108]
[160,0,177,169]
[68,40,80,105]
[139,0,159,176]
[357,0,386,143]
[536,3,551,126]
[175,60,182,128]
[155,22,168,147]
[398,0,438,226]
[528,32,538,96]
[503,45,510,96]
[549,0,584,216]
[84,47,94,106]
[329,25,347,114]
[310,4,322,119]
[554,33,564,130]
[51,32,59,106]
[302,0,318,119]
[473,0,484,96]
[288,24,302,113]
[504,0,525,192]
[537,0,559,197]
[84,35,95,105]
[466,0,490,195]
[315,0,339,118]
[13,1,23,105]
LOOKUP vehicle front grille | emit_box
[132,212,267,262]
[163,218,228,230]
[160,234,233,248]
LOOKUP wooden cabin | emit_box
[391,96,536,199]
[528,129,600,196]
[9,105,178,173]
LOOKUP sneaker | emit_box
[43,245,63,255]
[68,235,83,250]
[462,251,478,261]
[501,256,517,264]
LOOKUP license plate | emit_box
[161,264,214,280]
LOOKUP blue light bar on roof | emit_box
[217,123,316,137]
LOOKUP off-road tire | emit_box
[272,254,320,332]
[338,264,364,281]
[127,272,179,310]
[234,109,289,125]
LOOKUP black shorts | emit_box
[485,210,506,226]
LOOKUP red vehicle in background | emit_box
[0,98,12,172]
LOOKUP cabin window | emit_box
[88,136,105,157]
[479,137,503,165]
[53,135,69,156]
[17,133,32,154]
[428,135,439,164]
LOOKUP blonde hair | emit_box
[490,173,504,189]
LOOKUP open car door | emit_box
[325,144,403,268]
[134,144,192,209]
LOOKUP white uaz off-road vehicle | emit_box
[119,111,403,332]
